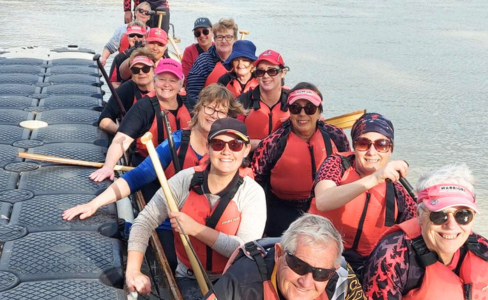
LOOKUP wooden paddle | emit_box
[239,30,250,40]
[18,152,134,171]
[324,109,366,129]
[141,132,209,295]
[156,11,183,61]
[157,11,166,29]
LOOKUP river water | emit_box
[1,0,487,235]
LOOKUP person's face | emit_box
[130,63,154,87]
[214,28,236,55]
[275,239,339,300]
[134,6,151,23]
[196,101,228,133]
[256,61,285,92]
[147,41,167,61]
[418,206,474,263]
[289,99,321,140]
[353,131,392,176]
[194,27,213,48]
[154,72,182,101]
[128,34,144,47]
[208,134,250,176]
[232,57,253,77]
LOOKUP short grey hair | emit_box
[281,214,343,265]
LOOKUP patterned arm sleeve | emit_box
[124,0,131,11]
[313,155,345,189]
[393,182,417,223]
[251,128,285,185]
[324,123,351,152]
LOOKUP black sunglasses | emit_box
[128,33,144,38]
[255,68,282,77]
[130,65,152,74]
[209,138,245,152]
[194,28,210,38]
[353,137,392,153]
[429,209,474,225]
[137,8,153,15]
[288,103,318,115]
[285,251,336,282]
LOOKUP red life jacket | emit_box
[225,76,258,98]
[244,88,290,140]
[164,130,209,179]
[309,153,398,257]
[135,92,192,157]
[391,219,488,300]
[270,122,337,201]
[174,165,250,274]
[204,61,227,87]
[119,32,130,53]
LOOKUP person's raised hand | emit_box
[373,160,409,184]
[124,11,133,24]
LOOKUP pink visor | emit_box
[129,56,154,68]
[418,184,479,214]
[288,89,322,106]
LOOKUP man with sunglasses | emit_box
[362,164,488,300]
[182,18,214,85]
[204,214,365,300]
[311,113,416,277]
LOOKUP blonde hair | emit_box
[128,47,157,64]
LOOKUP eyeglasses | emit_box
[194,28,210,38]
[209,138,245,152]
[215,35,234,42]
[288,103,318,115]
[428,209,474,225]
[130,65,152,74]
[137,8,153,15]
[128,33,144,38]
[203,105,228,119]
[255,68,282,77]
[285,251,336,282]
[353,137,392,153]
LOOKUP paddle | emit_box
[323,109,366,129]
[93,54,127,118]
[18,152,134,171]
[156,11,183,61]
[239,30,250,40]
[141,132,210,295]
[161,111,181,172]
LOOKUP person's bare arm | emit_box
[98,117,119,134]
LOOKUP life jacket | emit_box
[243,88,289,140]
[391,219,488,300]
[134,92,192,157]
[309,153,398,257]
[164,130,209,179]
[223,73,259,98]
[119,32,130,53]
[204,61,227,87]
[174,165,248,274]
[269,120,337,201]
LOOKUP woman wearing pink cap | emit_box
[252,82,350,237]
[362,164,488,300]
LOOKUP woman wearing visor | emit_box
[310,113,416,276]
[362,164,488,300]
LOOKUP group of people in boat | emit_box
[61,3,488,300]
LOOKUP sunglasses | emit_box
[429,209,474,225]
[203,105,227,119]
[128,33,144,38]
[194,28,210,38]
[255,68,282,77]
[288,103,318,115]
[209,138,245,152]
[285,251,336,282]
[137,8,153,15]
[353,137,392,153]
[130,65,152,74]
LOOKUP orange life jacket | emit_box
[225,76,258,98]
[204,61,227,87]
[174,165,250,273]
[135,92,192,157]
[393,219,488,300]
[119,32,130,53]
[309,153,398,257]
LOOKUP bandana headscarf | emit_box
[351,113,394,143]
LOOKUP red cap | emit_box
[126,25,146,36]
[155,58,183,79]
[146,28,168,45]
[254,49,285,67]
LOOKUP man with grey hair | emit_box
[205,214,365,300]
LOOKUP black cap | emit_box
[208,118,249,142]
[193,17,212,31]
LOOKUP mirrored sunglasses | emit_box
[429,209,474,225]
[130,65,152,74]
[288,103,318,115]
[209,138,245,152]
[353,137,392,153]
[285,251,336,282]
[194,28,210,38]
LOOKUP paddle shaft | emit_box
[93,54,127,118]
[141,132,209,295]
[157,11,166,30]
[18,152,134,171]
[161,111,181,172]
[239,30,249,40]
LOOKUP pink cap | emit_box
[146,28,168,45]
[126,25,146,36]
[288,89,322,106]
[155,58,183,79]
[254,49,285,67]
[129,56,154,68]
[418,184,479,214]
